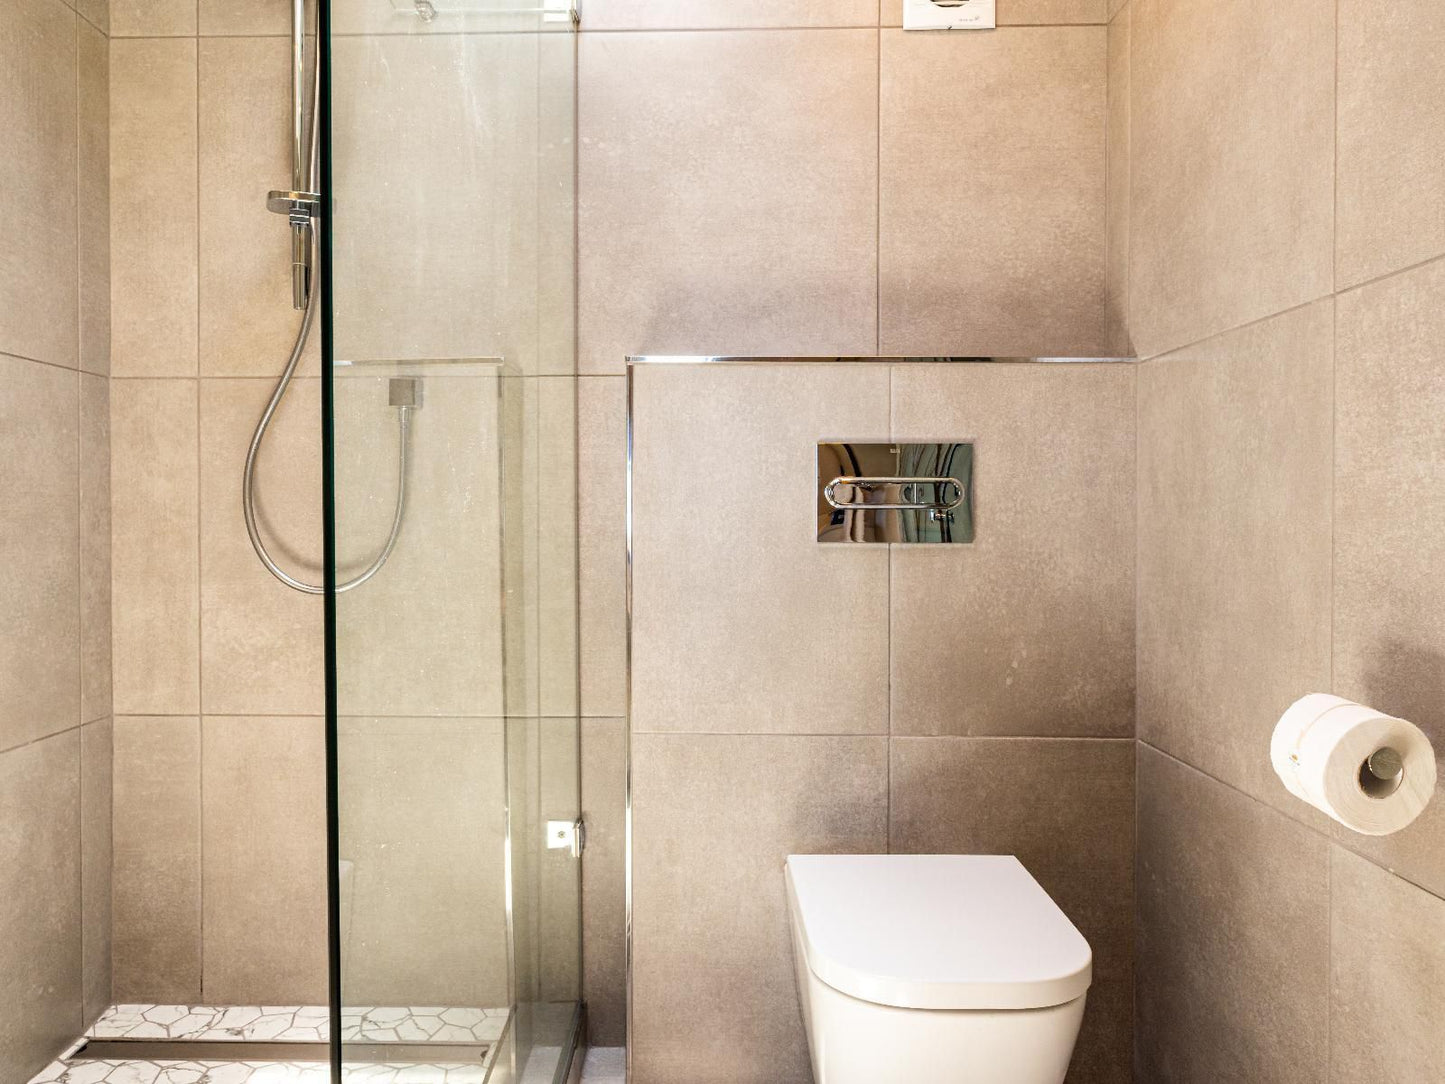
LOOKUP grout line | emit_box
[194,6,206,999]
[874,25,882,359]
[74,9,87,1034]
[0,722,89,762]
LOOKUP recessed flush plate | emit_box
[903,0,996,30]
[818,442,975,544]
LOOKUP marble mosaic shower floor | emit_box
[26,1060,489,1084]
[88,1005,509,1045]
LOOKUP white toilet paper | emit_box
[1271,694,1436,835]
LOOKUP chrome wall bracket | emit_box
[818,442,974,544]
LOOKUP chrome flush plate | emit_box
[818,442,975,544]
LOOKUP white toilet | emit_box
[785,854,1091,1084]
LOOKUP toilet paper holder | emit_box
[1358,746,1405,799]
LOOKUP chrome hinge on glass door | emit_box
[546,817,586,858]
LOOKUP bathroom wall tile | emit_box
[1135,745,1329,1084]
[0,0,78,368]
[631,733,888,1084]
[79,18,110,377]
[1105,8,1130,354]
[1333,258,1445,898]
[585,0,877,28]
[578,377,627,718]
[889,364,1135,738]
[199,378,323,716]
[111,379,200,715]
[201,716,328,1004]
[73,0,108,35]
[0,356,80,753]
[199,0,311,36]
[1128,0,1333,358]
[81,717,113,1024]
[581,717,627,1046]
[1336,0,1445,287]
[881,0,1108,24]
[112,715,203,1003]
[110,0,195,35]
[879,27,1109,357]
[1137,302,1333,823]
[536,378,580,718]
[1329,847,1445,1084]
[890,737,1133,1084]
[578,30,878,375]
[0,732,82,1084]
[111,38,199,377]
[1108,0,1126,17]
[630,363,890,735]
[80,373,111,726]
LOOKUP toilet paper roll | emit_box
[1271,694,1436,835]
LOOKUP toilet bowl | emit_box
[785,854,1091,1084]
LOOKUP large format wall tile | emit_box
[79,18,110,376]
[1105,7,1129,353]
[0,0,78,369]
[1137,303,1333,821]
[111,379,200,715]
[1334,259,1445,898]
[879,28,1108,356]
[631,734,888,1084]
[586,0,878,28]
[630,363,890,734]
[202,716,328,1005]
[0,357,80,753]
[881,0,1107,24]
[1136,746,1328,1084]
[81,718,113,1023]
[0,732,82,1084]
[1336,0,1445,287]
[890,738,1133,1084]
[581,718,627,1046]
[111,38,198,377]
[578,376,627,718]
[889,364,1134,738]
[1129,0,1333,358]
[199,0,303,35]
[80,373,111,726]
[113,716,202,1003]
[111,0,195,35]
[578,30,878,374]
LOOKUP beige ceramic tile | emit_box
[1105,8,1130,354]
[199,378,324,716]
[81,717,113,1023]
[578,30,878,375]
[879,27,1108,357]
[112,715,202,1003]
[517,717,582,1001]
[881,0,1107,28]
[1108,0,1126,16]
[1137,302,1333,823]
[581,718,627,1045]
[1129,0,1333,358]
[1330,847,1445,1084]
[1336,0,1445,287]
[75,0,108,34]
[337,717,510,1008]
[587,0,877,28]
[535,378,580,718]
[200,0,311,35]
[0,732,82,1084]
[890,737,1133,1084]
[111,379,200,715]
[1136,745,1328,1084]
[201,716,328,1004]
[0,0,78,368]
[578,377,627,718]
[1333,258,1445,897]
[631,734,888,1084]
[80,373,111,725]
[0,356,80,753]
[630,363,890,734]
[890,364,1135,737]
[110,0,195,35]
[79,19,110,377]
[111,38,199,377]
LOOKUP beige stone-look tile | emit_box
[535,378,580,718]
[111,38,199,377]
[201,716,328,1004]
[1333,258,1445,897]
[891,737,1133,1084]
[1330,847,1445,1084]
[578,377,626,718]
[881,0,1107,29]
[1105,8,1130,355]
[1336,0,1445,288]
[880,27,1108,357]
[581,717,627,1046]
[79,18,110,377]
[111,379,200,715]
[889,363,1135,737]
[74,0,108,34]
[0,731,82,1084]
[110,0,195,35]
[1108,0,1126,17]
[80,373,111,726]
[578,30,878,375]
[1137,302,1333,822]
[112,715,202,1003]
[631,734,888,1084]
[1136,745,1328,1084]
[630,363,890,734]
[200,378,323,716]
[0,0,78,369]
[200,0,311,35]
[587,0,877,28]
[1129,0,1333,358]
[81,717,113,1024]
[0,356,80,753]
[337,717,510,1008]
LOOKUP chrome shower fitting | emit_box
[266,189,321,310]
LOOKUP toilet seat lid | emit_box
[785,854,1092,1011]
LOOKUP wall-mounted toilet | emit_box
[785,854,1092,1084]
